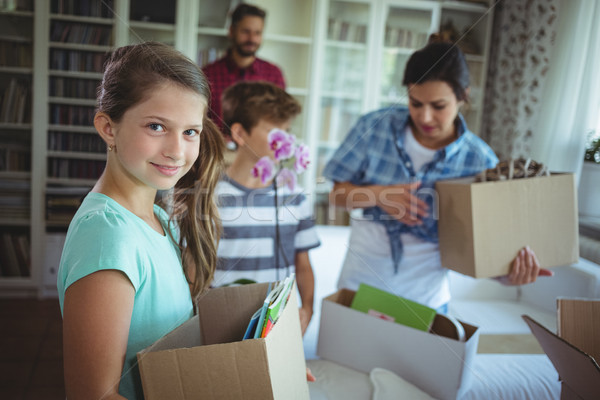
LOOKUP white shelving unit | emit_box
[0,0,493,296]
[0,2,36,294]
[309,0,493,225]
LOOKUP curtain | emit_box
[482,0,600,179]
[480,0,560,160]
[529,0,600,177]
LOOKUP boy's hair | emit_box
[230,3,266,27]
[98,41,224,299]
[221,81,301,139]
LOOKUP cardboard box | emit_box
[436,173,579,278]
[137,282,309,400]
[524,298,600,400]
[317,289,480,400]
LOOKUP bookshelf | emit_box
[0,2,34,284]
[0,0,494,296]
[45,0,113,221]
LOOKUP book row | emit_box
[197,47,226,68]
[384,27,428,49]
[0,146,30,172]
[49,104,95,126]
[0,232,30,278]
[47,157,104,179]
[46,192,84,224]
[0,41,33,68]
[51,0,114,18]
[0,78,30,124]
[50,21,113,46]
[0,0,32,12]
[49,76,100,99]
[48,130,106,153]
[50,48,107,73]
[327,18,368,44]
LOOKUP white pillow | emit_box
[370,368,437,400]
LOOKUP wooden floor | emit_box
[0,298,65,400]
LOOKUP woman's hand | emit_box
[306,367,316,382]
[496,246,554,285]
[374,182,429,225]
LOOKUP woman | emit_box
[323,41,551,312]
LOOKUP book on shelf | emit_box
[0,78,29,124]
[0,232,26,277]
[350,283,437,332]
[243,273,296,340]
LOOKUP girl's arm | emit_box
[63,270,135,400]
[294,251,314,336]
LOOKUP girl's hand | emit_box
[306,367,316,382]
[496,246,554,285]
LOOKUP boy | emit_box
[214,81,320,335]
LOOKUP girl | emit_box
[324,41,552,312]
[57,42,224,399]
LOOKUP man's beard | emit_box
[234,41,259,58]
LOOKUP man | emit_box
[202,3,286,132]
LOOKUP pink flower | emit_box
[268,129,295,161]
[276,168,297,191]
[294,144,310,174]
[252,156,275,184]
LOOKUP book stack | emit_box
[243,273,296,340]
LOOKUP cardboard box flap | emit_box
[523,315,600,399]
[197,282,271,345]
[138,315,201,355]
[557,298,600,362]
[265,284,310,399]
[138,339,273,399]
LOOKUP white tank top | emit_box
[337,126,450,309]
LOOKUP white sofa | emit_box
[305,225,600,399]
[448,258,600,335]
[307,225,600,348]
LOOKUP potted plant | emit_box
[579,131,600,219]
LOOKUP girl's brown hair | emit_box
[97,41,224,299]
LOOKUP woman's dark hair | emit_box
[231,3,266,27]
[98,42,224,299]
[402,41,470,101]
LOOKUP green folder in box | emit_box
[350,283,437,332]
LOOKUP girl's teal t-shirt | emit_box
[57,192,194,399]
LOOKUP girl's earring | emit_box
[108,144,114,152]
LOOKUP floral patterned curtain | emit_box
[480,0,560,159]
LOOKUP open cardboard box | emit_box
[137,282,309,400]
[436,173,578,278]
[317,289,480,400]
[523,298,600,400]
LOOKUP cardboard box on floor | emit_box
[436,173,579,278]
[137,282,309,400]
[317,289,480,400]
[523,298,600,400]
